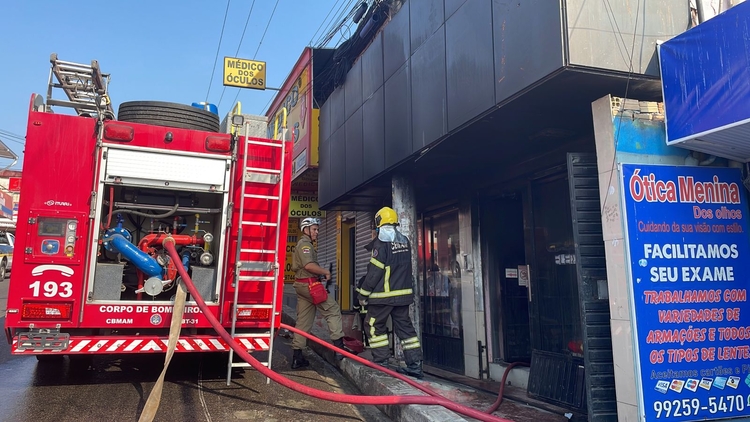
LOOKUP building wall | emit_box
[318,0,690,208]
[592,95,742,420]
[355,211,373,281]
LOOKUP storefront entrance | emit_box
[482,154,615,415]
[417,208,464,374]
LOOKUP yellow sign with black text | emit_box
[290,193,325,218]
[285,220,300,283]
[223,57,266,90]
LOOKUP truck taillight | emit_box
[205,136,231,152]
[104,123,134,142]
[236,308,271,321]
[21,302,73,321]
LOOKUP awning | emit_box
[0,138,18,169]
[658,1,750,162]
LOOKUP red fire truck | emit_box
[3,54,292,380]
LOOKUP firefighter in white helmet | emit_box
[290,217,345,369]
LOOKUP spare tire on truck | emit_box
[117,101,221,133]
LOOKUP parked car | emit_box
[0,231,14,279]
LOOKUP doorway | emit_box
[418,208,465,374]
[528,174,582,355]
[340,220,355,310]
[482,193,531,363]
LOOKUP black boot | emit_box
[332,338,345,361]
[372,358,389,368]
[398,361,424,379]
[291,349,309,369]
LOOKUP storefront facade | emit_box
[313,0,700,420]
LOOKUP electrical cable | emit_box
[217,0,258,108]
[205,0,233,103]
[227,0,282,111]
[600,0,642,214]
[0,129,24,140]
[258,0,383,115]
[316,0,359,47]
[309,0,348,46]
[161,240,514,422]
[314,0,355,47]
[0,129,25,145]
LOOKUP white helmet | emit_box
[300,217,320,232]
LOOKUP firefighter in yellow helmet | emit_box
[356,207,423,378]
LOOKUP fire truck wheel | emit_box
[117,101,221,133]
[36,355,64,363]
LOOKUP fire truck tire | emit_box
[36,355,64,363]
[117,101,221,133]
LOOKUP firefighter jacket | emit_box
[357,229,414,307]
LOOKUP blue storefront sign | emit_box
[621,164,750,421]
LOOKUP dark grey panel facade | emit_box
[362,33,383,100]
[320,99,332,145]
[445,0,467,20]
[318,0,689,208]
[411,27,447,153]
[493,0,564,104]
[384,61,412,168]
[383,0,411,82]
[330,128,346,197]
[410,0,444,53]
[318,138,330,205]
[330,84,346,133]
[362,86,385,181]
[345,58,362,120]
[345,107,364,191]
[445,0,495,131]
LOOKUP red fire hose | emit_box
[281,322,529,415]
[162,239,513,422]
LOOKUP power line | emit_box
[0,129,24,140]
[217,0,258,108]
[258,0,374,115]
[309,0,348,46]
[205,0,233,103]
[258,0,349,115]
[316,0,354,46]
[252,0,281,60]
[0,130,24,145]
[600,0,642,215]
[229,0,282,110]
[315,0,357,47]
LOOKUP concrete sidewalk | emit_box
[280,287,572,422]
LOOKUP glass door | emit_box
[418,208,464,373]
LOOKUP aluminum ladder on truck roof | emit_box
[226,116,287,385]
[46,53,114,117]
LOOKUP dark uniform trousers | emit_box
[365,304,422,364]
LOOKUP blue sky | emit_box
[0,0,355,170]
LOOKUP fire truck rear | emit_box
[3,54,292,378]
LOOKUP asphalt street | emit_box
[0,279,390,422]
